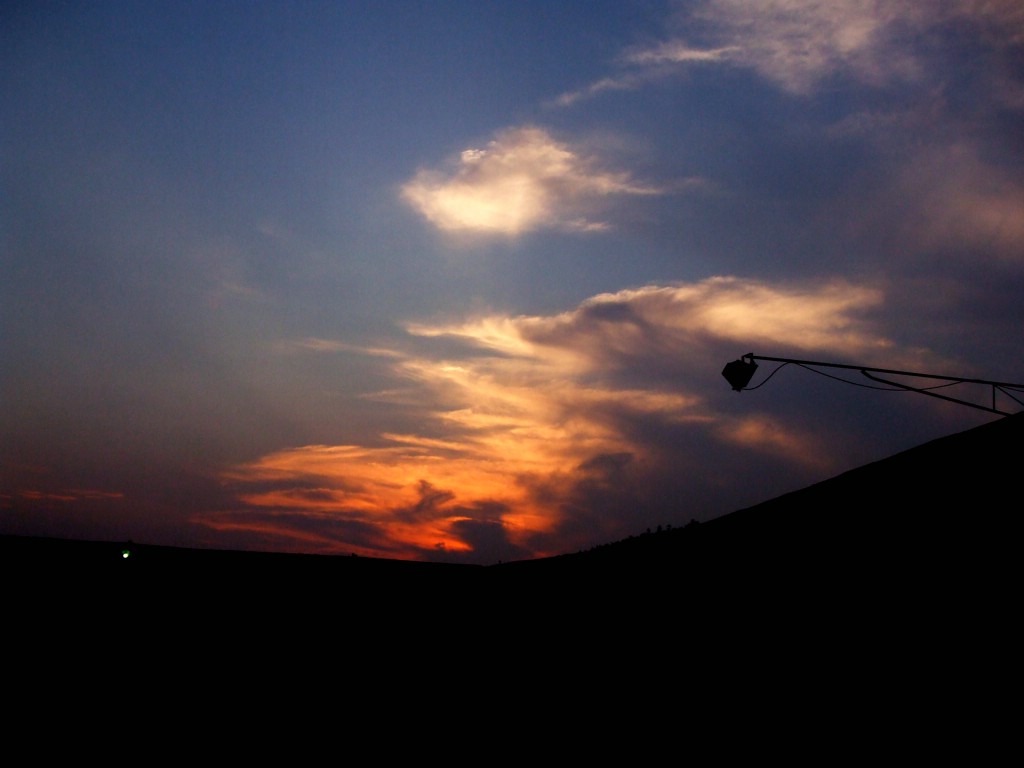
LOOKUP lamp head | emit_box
[722,356,758,391]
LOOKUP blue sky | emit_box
[3,1,1023,564]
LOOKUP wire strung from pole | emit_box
[732,352,1024,416]
[744,361,1014,395]
[745,361,900,391]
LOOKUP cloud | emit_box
[415,277,896,368]
[549,45,737,107]
[400,126,663,236]
[280,337,403,357]
[557,1,1024,100]
[548,75,647,108]
[715,414,832,470]
[884,143,1024,261]
[823,110,1024,266]
[211,276,921,564]
[686,0,925,94]
[623,43,740,65]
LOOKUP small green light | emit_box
[122,549,130,559]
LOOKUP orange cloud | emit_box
[215,276,916,563]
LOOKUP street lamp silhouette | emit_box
[722,352,1024,416]
[722,356,758,391]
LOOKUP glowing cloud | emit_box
[400,126,662,235]
[418,277,893,365]
[214,276,914,564]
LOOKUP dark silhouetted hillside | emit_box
[3,413,1018,596]
[492,411,1020,613]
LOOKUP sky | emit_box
[3,1,1023,565]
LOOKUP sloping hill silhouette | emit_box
[3,413,1018,589]
[7,418,1010,729]
[507,411,1020,577]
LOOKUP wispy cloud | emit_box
[623,42,740,66]
[280,337,403,357]
[882,142,1024,261]
[548,74,647,108]
[555,0,1024,100]
[212,276,920,564]
[400,126,663,236]
[547,1,1024,274]
[505,278,895,363]
[549,45,736,108]
[686,0,925,94]
[10,488,124,505]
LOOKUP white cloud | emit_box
[549,75,644,108]
[549,44,737,107]
[623,42,739,65]
[400,126,662,236]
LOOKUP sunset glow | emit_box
[5,1,1021,564]
[206,276,912,561]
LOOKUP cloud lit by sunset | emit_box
[400,126,662,236]
[5,1,1021,564]
[211,276,904,563]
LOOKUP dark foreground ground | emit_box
[4,416,1017,741]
